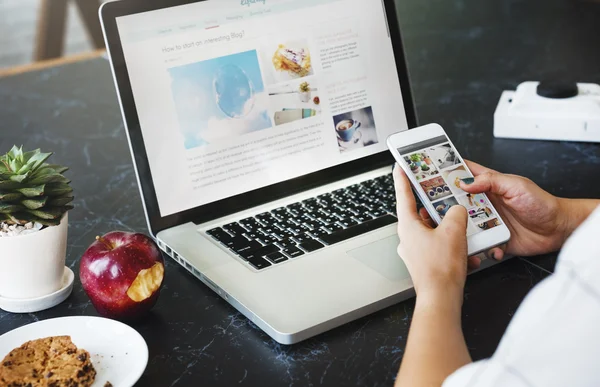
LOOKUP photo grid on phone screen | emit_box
[400,141,502,236]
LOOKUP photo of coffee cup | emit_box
[332,106,378,154]
[335,119,361,142]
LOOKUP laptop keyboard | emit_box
[206,173,397,270]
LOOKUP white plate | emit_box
[0,316,148,387]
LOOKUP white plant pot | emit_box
[0,213,68,299]
[299,91,311,102]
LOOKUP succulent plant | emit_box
[299,81,310,92]
[0,146,73,227]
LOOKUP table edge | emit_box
[0,49,106,78]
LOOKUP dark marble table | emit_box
[1,0,599,386]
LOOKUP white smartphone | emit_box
[386,123,510,256]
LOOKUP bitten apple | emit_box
[80,231,165,320]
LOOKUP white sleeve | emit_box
[443,207,600,387]
[443,360,532,386]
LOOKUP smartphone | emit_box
[386,123,510,256]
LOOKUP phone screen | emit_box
[397,135,503,236]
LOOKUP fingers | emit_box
[464,160,496,177]
[459,170,510,197]
[418,207,436,228]
[487,245,506,261]
[438,205,468,233]
[393,164,422,228]
[467,255,482,271]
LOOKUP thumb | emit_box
[460,171,511,196]
[439,205,468,234]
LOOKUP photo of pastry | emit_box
[403,151,439,181]
[456,193,495,221]
[442,165,470,195]
[432,197,459,219]
[428,143,462,169]
[261,39,314,84]
[420,176,452,202]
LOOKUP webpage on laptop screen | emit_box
[116,0,408,217]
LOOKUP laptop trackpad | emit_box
[347,235,411,282]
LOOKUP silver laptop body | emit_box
[99,0,445,344]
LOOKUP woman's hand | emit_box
[393,165,472,302]
[458,160,574,259]
[394,165,473,387]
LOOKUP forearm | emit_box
[395,291,471,387]
[559,198,600,242]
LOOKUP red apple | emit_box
[80,231,165,321]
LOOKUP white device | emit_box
[387,123,511,256]
[99,0,436,345]
[494,81,600,143]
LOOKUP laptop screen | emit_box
[116,0,409,217]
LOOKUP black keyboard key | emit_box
[299,240,325,252]
[339,218,358,228]
[270,231,288,240]
[309,228,330,239]
[286,226,303,235]
[343,190,358,199]
[316,217,336,226]
[276,239,298,249]
[321,215,397,245]
[265,251,288,264]
[293,233,313,244]
[299,223,314,231]
[345,205,362,215]
[207,228,232,243]
[280,218,299,227]
[223,223,247,236]
[256,212,276,224]
[256,235,279,245]
[243,232,260,240]
[222,235,251,249]
[354,214,374,223]
[331,195,344,204]
[273,222,288,231]
[316,208,331,217]
[283,246,304,258]
[370,209,388,218]
[247,256,271,270]
[297,214,314,223]
[234,239,262,254]
[301,219,322,230]
[272,207,288,217]
[239,218,260,231]
[303,204,318,213]
[331,211,348,221]
[286,204,302,215]
[359,202,376,211]
[326,223,344,232]
[239,244,279,260]
[281,229,298,239]
[317,199,333,208]
[258,227,275,236]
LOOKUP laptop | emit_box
[100,0,419,345]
